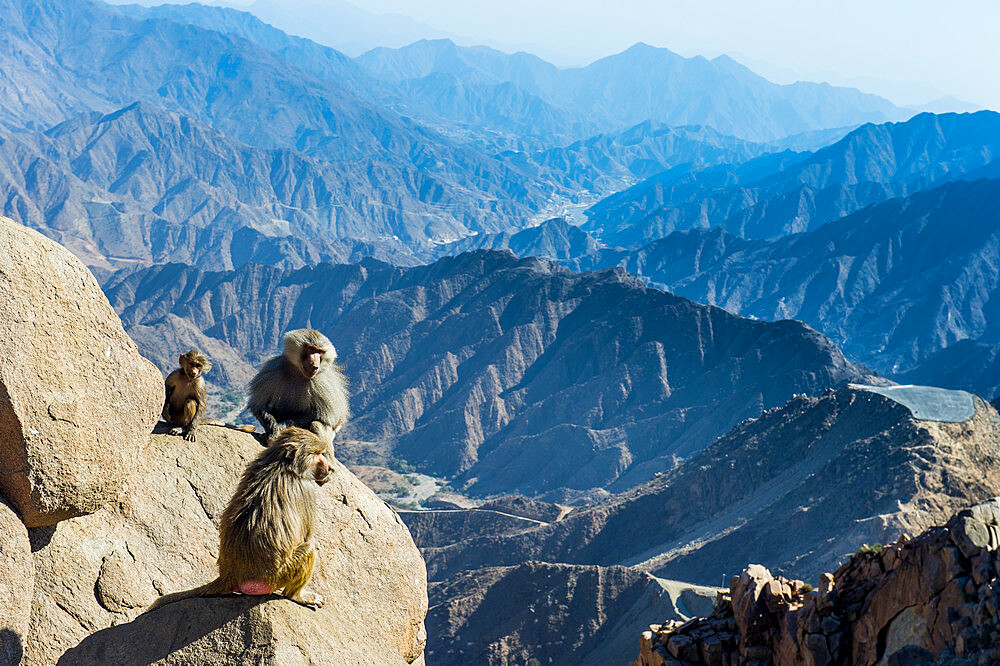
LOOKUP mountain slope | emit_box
[585,111,1000,246]
[0,0,552,249]
[579,178,1000,387]
[102,250,871,497]
[427,563,718,666]
[416,386,1000,586]
[0,102,482,269]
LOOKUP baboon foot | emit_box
[290,590,324,609]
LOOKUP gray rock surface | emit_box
[26,426,428,666]
[634,498,1000,665]
[0,216,162,527]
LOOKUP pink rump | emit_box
[237,580,273,595]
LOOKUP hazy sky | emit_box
[348,0,999,109]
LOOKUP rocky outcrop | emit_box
[429,561,719,666]
[633,499,1000,665]
[0,218,428,663]
[0,216,161,527]
[25,426,427,666]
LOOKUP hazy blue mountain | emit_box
[0,102,473,269]
[111,1,383,99]
[915,95,983,114]
[356,39,908,143]
[358,39,589,145]
[103,250,870,497]
[0,0,555,245]
[574,179,1000,393]
[526,121,767,194]
[230,0,459,57]
[357,39,563,95]
[558,45,906,142]
[585,111,1000,246]
[899,341,1000,402]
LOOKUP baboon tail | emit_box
[199,419,258,434]
[146,577,232,612]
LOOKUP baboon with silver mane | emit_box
[246,328,350,445]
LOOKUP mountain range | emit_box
[413,386,1000,584]
[0,0,561,256]
[584,110,1000,246]
[586,177,1000,387]
[355,39,908,144]
[0,0,930,276]
[452,174,1000,399]
[407,385,1000,664]
[102,250,872,498]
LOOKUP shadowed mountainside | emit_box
[463,175,1000,398]
[427,562,718,666]
[576,178,1000,389]
[414,386,1000,587]
[102,250,872,498]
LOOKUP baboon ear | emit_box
[179,354,185,365]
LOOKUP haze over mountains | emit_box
[3,0,1000,662]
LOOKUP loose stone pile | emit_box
[634,498,1000,665]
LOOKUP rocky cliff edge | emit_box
[0,216,428,665]
[633,498,1000,665]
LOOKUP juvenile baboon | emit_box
[163,350,211,442]
[247,329,350,445]
[148,427,331,610]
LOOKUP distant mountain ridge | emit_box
[0,102,484,270]
[356,39,908,143]
[584,110,1000,246]
[586,178,1000,385]
[0,0,565,255]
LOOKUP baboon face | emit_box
[312,453,331,486]
[300,344,326,379]
[282,430,333,486]
[180,351,210,379]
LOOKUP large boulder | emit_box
[0,496,32,666]
[25,426,427,665]
[0,216,162,527]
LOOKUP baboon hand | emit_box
[183,430,197,442]
[169,427,184,437]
